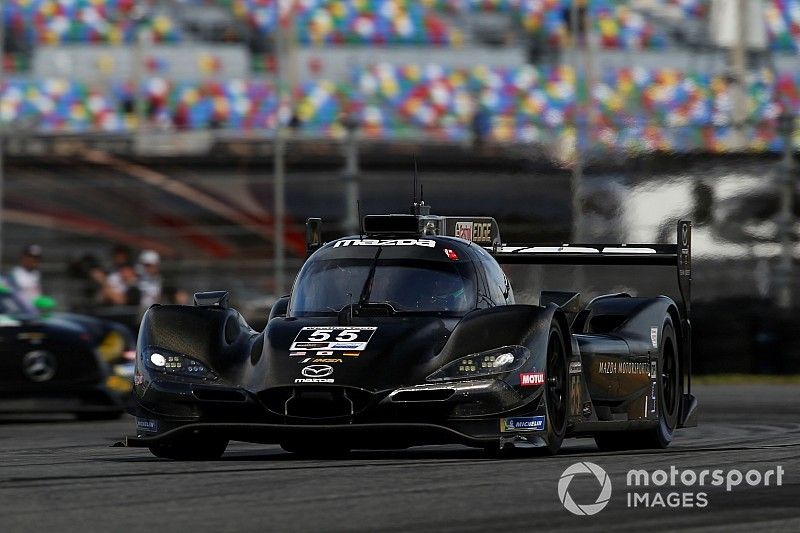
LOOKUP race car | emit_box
[124,204,697,459]
[0,286,134,419]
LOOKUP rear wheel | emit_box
[538,321,568,455]
[639,319,680,448]
[595,316,681,451]
[148,437,229,460]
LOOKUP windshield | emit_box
[290,258,477,316]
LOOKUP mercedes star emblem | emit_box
[22,351,57,382]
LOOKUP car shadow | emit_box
[0,414,82,425]
[216,442,604,462]
[107,436,791,464]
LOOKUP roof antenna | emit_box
[411,155,418,214]
[357,199,364,239]
[410,155,431,215]
[413,159,430,216]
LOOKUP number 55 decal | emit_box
[335,330,360,342]
[290,327,377,352]
[308,330,332,342]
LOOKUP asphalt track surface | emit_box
[1,384,799,532]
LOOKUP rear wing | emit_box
[488,220,692,320]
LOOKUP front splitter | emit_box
[123,421,501,449]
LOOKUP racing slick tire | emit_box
[537,320,569,455]
[594,316,681,451]
[148,437,229,460]
[482,321,568,458]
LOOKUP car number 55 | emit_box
[307,329,360,342]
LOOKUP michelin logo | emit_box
[331,343,365,350]
[501,416,545,432]
[136,418,158,432]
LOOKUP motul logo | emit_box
[520,372,545,386]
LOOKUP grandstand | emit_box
[0,0,798,155]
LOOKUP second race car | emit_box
[0,286,134,418]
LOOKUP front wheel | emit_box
[149,437,229,460]
[538,321,568,455]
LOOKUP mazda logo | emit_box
[301,364,333,378]
[22,351,57,382]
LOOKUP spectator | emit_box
[101,263,141,307]
[162,285,190,305]
[111,244,133,272]
[562,0,588,48]
[471,107,491,150]
[137,250,163,308]
[10,244,43,304]
[68,253,107,310]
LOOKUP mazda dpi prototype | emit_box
[125,207,697,459]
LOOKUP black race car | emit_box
[124,206,697,459]
[0,286,134,419]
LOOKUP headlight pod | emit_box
[427,345,530,382]
[142,348,216,381]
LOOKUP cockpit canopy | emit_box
[289,238,478,316]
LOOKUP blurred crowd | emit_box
[3,0,799,52]
[1,0,799,151]
[1,66,799,152]
[69,245,190,312]
[5,242,188,321]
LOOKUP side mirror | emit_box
[269,296,290,321]
[306,217,322,256]
[33,295,57,315]
[194,291,230,309]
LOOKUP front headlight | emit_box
[142,348,217,381]
[427,345,530,382]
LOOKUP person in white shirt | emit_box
[137,250,163,309]
[10,244,43,304]
[101,263,141,307]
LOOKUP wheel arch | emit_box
[552,308,575,361]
